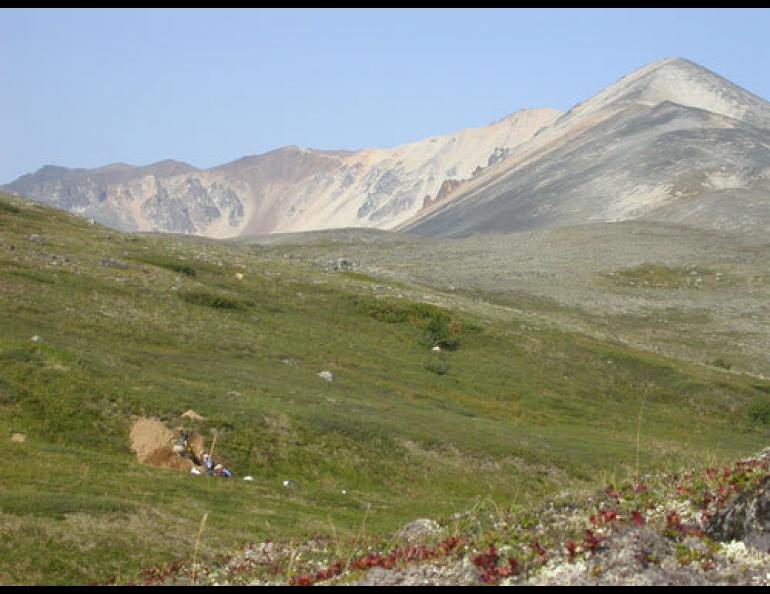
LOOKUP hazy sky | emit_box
[2,8,770,183]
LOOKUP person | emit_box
[174,430,201,465]
[214,463,232,479]
[173,430,188,455]
[202,452,214,476]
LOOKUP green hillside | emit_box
[0,193,767,585]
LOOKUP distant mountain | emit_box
[7,58,769,239]
[401,59,770,237]
[2,109,559,237]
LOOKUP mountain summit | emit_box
[401,58,770,237]
[563,58,770,127]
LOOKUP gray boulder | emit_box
[326,258,355,272]
[706,476,770,551]
[394,518,441,543]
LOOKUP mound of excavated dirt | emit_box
[129,417,205,471]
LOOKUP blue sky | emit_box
[2,8,770,183]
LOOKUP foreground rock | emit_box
[706,475,770,552]
[351,558,477,586]
[526,527,769,586]
[394,518,442,543]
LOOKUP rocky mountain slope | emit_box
[402,58,770,237]
[2,109,559,237]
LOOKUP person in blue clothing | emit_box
[214,463,232,478]
[202,452,214,476]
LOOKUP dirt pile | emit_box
[129,417,205,471]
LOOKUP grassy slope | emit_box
[0,194,767,584]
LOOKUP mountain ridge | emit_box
[3,108,559,237]
[5,57,770,239]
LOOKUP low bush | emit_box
[138,254,197,277]
[747,396,770,427]
[179,290,246,310]
[710,358,732,370]
[357,297,472,350]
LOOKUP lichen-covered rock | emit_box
[705,475,770,552]
[394,518,442,543]
[351,557,477,586]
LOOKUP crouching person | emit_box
[174,430,201,465]
[214,463,232,478]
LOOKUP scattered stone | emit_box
[318,370,334,382]
[326,258,355,272]
[235,272,244,280]
[181,409,205,421]
[100,258,129,269]
[30,335,42,343]
[28,234,42,243]
[432,346,441,352]
[10,433,26,443]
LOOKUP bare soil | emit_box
[129,417,205,471]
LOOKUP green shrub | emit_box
[138,254,197,277]
[179,290,245,310]
[747,396,770,427]
[710,358,732,370]
[359,297,470,350]
[359,297,441,324]
[423,353,449,375]
[0,201,21,214]
[424,312,460,350]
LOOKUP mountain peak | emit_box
[574,58,770,127]
[566,57,770,128]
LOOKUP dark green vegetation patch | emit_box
[355,297,481,350]
[134,253,198,277]
[179,290,248,310]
